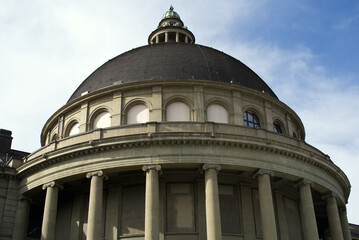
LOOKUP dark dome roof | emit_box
[68,43,277,102]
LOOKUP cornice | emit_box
[18,129,350,199]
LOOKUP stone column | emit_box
[41,181,63,240]
[323,193,344,240]
[165,32,168,43]
[12,195,31,240]
[339,207,352,240]
[253,169,278,240]
[185,36,188,43]
[176,32,179,42]
[86,170,107,240]
[155,35,159,43]
[202,164,222,240]
[297,179,319,240]
[142,165,161,240]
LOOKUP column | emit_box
[339,207,352,240]
[202,164,222,240]
[165,32,168,43]
[155,35,159,43]
[142,165,161,240]
[41,181,63,240]
[12,195,30,240]
[253,169,278,240]
[297,179,319,240]
[176,32,179,42]
[185,36,188,43]
[86,170,107,240]
[323,193,344,240]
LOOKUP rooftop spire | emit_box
[148,6,195,45]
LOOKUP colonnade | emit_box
[12,165,351,240]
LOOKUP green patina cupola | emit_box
[148,5,195,45]
[162,5,181,20]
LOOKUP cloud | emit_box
[1,0,358,224]
[215,38,359,222]
[333,15,359,30]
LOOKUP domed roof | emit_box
[68,43,278,102]
[162,5,180,20]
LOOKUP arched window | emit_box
[127,104,149,124]
[243,111,260,128]
[68,122,80,136]
[93,111,111,129]
[51,134,58,142]
[207,104,229,123]
[273,121,283,134]
[293,132,297,139]
[166,102,190,121]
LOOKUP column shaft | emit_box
[41,182,61,240]
[12,197,30,240]
[203,164,222,240]
[143,165,161,240]
[256,171,278,240]
[165,32,168,42]
[299,181,319,240]
[339,208,352,240]
[87,171,106,240]
[325,194,344,240]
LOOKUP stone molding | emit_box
[252,169,274,178]
[17,130,350,203]
[42,181,63,190]
[295,179,314,189]
[322,192,338,201]
[86,170,108,180]
[142,164,162,173]
[202,164,221,174]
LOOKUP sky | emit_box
[1,0,359,223]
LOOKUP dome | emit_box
[6,7,351,240]
[162,5,180,20]
[68,43,277,102]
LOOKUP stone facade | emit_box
[0,6,354,240]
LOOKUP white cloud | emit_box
[215,39,359,223]
[1,0,358,225]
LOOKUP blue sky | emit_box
[1,0,358,223]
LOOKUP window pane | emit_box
[244,112,260,128]
[273,123,282,133]
[166,183,195,233]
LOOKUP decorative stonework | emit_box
[42,181,63,190]
[322,192,338,201]
[142,164,162,172]
[202,164,221,174]
[86,170,108,180]
[295,179,314,188]
[252,169,274,178]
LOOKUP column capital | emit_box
[42,181,63,190]
[252,169,274,179]
[322,192,338,201]
[86,170,108,180]
[142,164,161,172]
[202,164,221,173]
[295,179,314,188]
